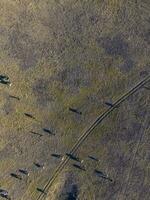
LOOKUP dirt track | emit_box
[37,76,150,200]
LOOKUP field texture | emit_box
[0,0,149,200]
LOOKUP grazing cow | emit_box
[0,193,10,200]
[69,107,82,115]
[61,156,65,161]
[0,75,11,86]
[0,189,7,194]
[0,189,10,199]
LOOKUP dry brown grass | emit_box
[0,0,149,199]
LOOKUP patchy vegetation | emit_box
[0,0,149,200]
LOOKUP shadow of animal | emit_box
[94,170,113,182]
[88,155,99,162]
[34,162,45,169]
[24,113,36,120]
[66,153,80,162]
[51,154,62,158]
[105,102,113,107]
[72,164,85,171]
[37,188,46,195]
[10,173,22,180]
[9,95,20,100]
[69,108,82,115]
[30,131,43,137]
[43,128,55,135]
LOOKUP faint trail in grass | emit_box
[117,100,150,200]
[35,76,149,200]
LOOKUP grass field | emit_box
[0,0,149,200]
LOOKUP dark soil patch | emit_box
[99,35,129,57]
[7,25,39,70]
[119,122,142,143]
[58,174,79,200]
[138,185,150,200]
[143,29,150,45]
[53,65,91,94]
[97,34,134,71]
[140,70,149,78]
[121,58,134,72]
[33,78,55,107]
[67,184,78,200]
